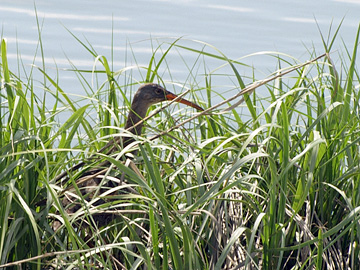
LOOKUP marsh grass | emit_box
[1,21,360,270]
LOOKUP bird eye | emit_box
[155,88,162,95]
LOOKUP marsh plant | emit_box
[1,22,360,270]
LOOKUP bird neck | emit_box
[123,101,150,147]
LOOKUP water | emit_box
[1,0,360,99]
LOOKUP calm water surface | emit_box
[1,0,360,98]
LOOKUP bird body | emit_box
[54,83,203,229]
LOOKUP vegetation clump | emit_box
[1,23,360,269]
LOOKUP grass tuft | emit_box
[1,22,360,269]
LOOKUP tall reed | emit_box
[1,22,360,269]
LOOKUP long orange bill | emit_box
[166,92,204,111]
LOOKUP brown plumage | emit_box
[54,83,203,229]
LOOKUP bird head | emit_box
[134,83,204,111]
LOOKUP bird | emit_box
[53,83,203,229]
